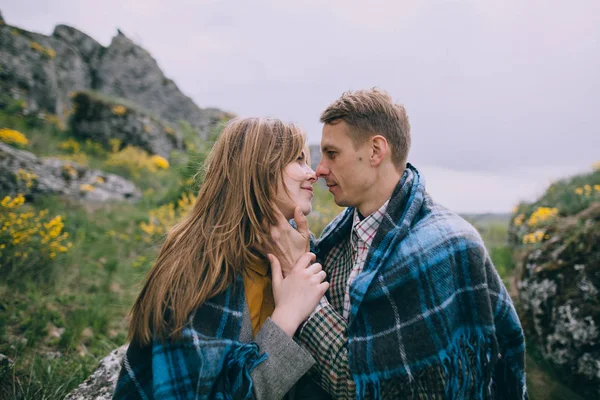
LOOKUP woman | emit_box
[113,118,329,399]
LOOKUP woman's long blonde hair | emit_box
[129,117,306,344]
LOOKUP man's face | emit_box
[316,121,373,208]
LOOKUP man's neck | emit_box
[357,164,403,217]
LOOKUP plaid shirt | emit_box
[343,203,388,319]
[298,202,394,399]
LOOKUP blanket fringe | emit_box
[354,328,498,399]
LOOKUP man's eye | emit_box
[328,151,336,159]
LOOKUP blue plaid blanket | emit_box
[317,164,527,399]
[113,275,266,399]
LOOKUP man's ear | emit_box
[370,135,388,167]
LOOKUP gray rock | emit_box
[95,32,227,140]
[0,22,91,122]
[0,142,141,202]
[516,203,600,398]
[64,344,128,400]
[0,19,231,142]
[52,25,102,64]
[70,91,183,158]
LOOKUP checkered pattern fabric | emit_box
[113,274,267,400]
[343,203,388,319]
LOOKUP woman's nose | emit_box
[306,167,317,182]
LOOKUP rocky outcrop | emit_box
[0,142,141,202]
[65,344,127,400]
[0,20,91,120]
[514,199,600,399]
[94,32,228,139]
[52,25,103,65]
[0,13,230,139]
[70,91,184,158]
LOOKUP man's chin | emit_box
[333,196,348,207]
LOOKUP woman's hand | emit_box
[270,206,311,277]
[269,252,329,336]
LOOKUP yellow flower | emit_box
[109,138,122,153]
[1,194,25,209]
[45,48,56,58]
[150,155,169,169]
[15,169,37,189]
[594,185,600,192]
[95,176,105,184]
[59,139,81,153]
[0,128,29,146]
[31,41,44,52]
[513,214,525,227]
[164,126,175,135]
[527,207,559,227]
[80,184,95,192]
[593,161,600,171]
[112,105,127,116]
[62,163,78,179]
[574,187,584,195]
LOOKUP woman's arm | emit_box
[250,318,316,399]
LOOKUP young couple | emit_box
[114,89,527,399]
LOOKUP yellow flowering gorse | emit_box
[59,139,81,153]
[0,195,72,268]
[526,207,559,227]
[573,184,599,196]
[140,193,195,241]
[105,146,169,178]
[150,155,169,169]
[30,41,56,58]
[112,105,127,116]
[15,169,37,189]
[522,230,549,244]
[0,128,29,146]
[513,214,525,227]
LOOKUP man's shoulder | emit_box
[410,198,485,249]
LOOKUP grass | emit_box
[0,110,186,398]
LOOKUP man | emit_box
[271,88,526,399]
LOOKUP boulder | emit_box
[517,203,600,399]
[64,344,128,400]
[0,142,141,202]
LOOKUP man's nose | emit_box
[315,161,329,178]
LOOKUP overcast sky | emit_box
[2,0,599,213]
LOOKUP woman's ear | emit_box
[370,135,388,167]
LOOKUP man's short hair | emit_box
[320,88,411,169]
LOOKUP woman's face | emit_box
[275,150,317,220]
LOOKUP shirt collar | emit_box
[246,258,269,276]
[352,199,390,244]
